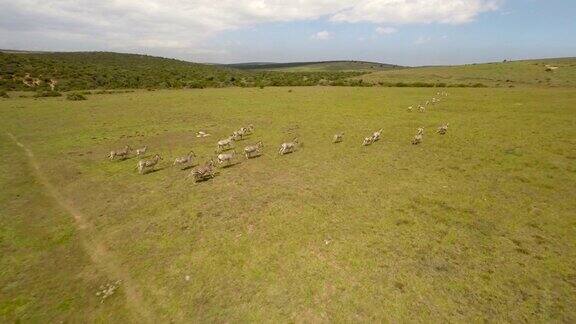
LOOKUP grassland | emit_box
[226,60,402,72]
[1,86,575,322]
[358,58,576,88]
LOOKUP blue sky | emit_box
[0,0,574,65]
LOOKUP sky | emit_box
[0,0,574,66]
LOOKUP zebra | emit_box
[279,138,299,155]
[244,141,263,158]
[244,124,255,134]
[135,145,148,157]
[333,133,344,143]
[362,136,374,146]
[232,130,244,141]
[217,150,237,166]
[109,145,131,160]
[372,129,383,142]
[137,154,162,174]
[235,125,254,139]
[412,128,424,145]
[437,123,449,135]
[173,151,196,168]
[216,137,234,152]
[190,159,216,182]
[412,134,423,145]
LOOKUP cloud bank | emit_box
[0,0,500,56]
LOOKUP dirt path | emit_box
[6,132,154,323]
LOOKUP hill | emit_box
[0,51,366,91]
[226,60,402,72]
[357,58,576,88]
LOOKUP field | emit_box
[1,86,575,322]
[358,58,576,87]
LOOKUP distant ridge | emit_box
[225,60,403,72]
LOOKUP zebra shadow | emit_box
[219,160,241,169]
[245,153,263,159]
[192,172,219,183]
[216,147,235,153]
[112,156,135,162]
[179,163,199,171]
[141,165,168,175]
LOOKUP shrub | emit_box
[33,90,62,98]
[67,93,87,101]
[0,90,8,98]
[411,82,434,87]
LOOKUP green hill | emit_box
[226,60,402,72]
[357,58,576,88]
[0,51,366,91]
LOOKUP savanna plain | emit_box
[1,85,575,322]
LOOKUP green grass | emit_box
[0,135,132,322]
[358,58,576,88]
[1,86,575,322]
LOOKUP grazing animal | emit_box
[137,154,162,174]
[279,138,299,155]
[437,123,449,135]
[362,136,374,146]
[407,106,413,112]
[236,125,254,138]
[244,141,263,158]
[190,159,216,182]
[173,151,196,167]
[412,128,424,145]
[418,105,426,113]
[217,150,237,166]
[412,134,423,145]
[232,130,244,141]
[217,137,234,152]
[333,133,344,143]
[196,131,210,138]
[135,145,148,157]
[372,129,383,142]
[109,145,131,160]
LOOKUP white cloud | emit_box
[311,30,333,40]
[331,0,500,24]
[415,36,432,45]
[375,27,397,35]
[0,0,500,56]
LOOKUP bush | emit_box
[67,92,87,101]
[33,90,62,98]
[0,90,8,98]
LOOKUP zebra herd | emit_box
[108,92,450,182]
